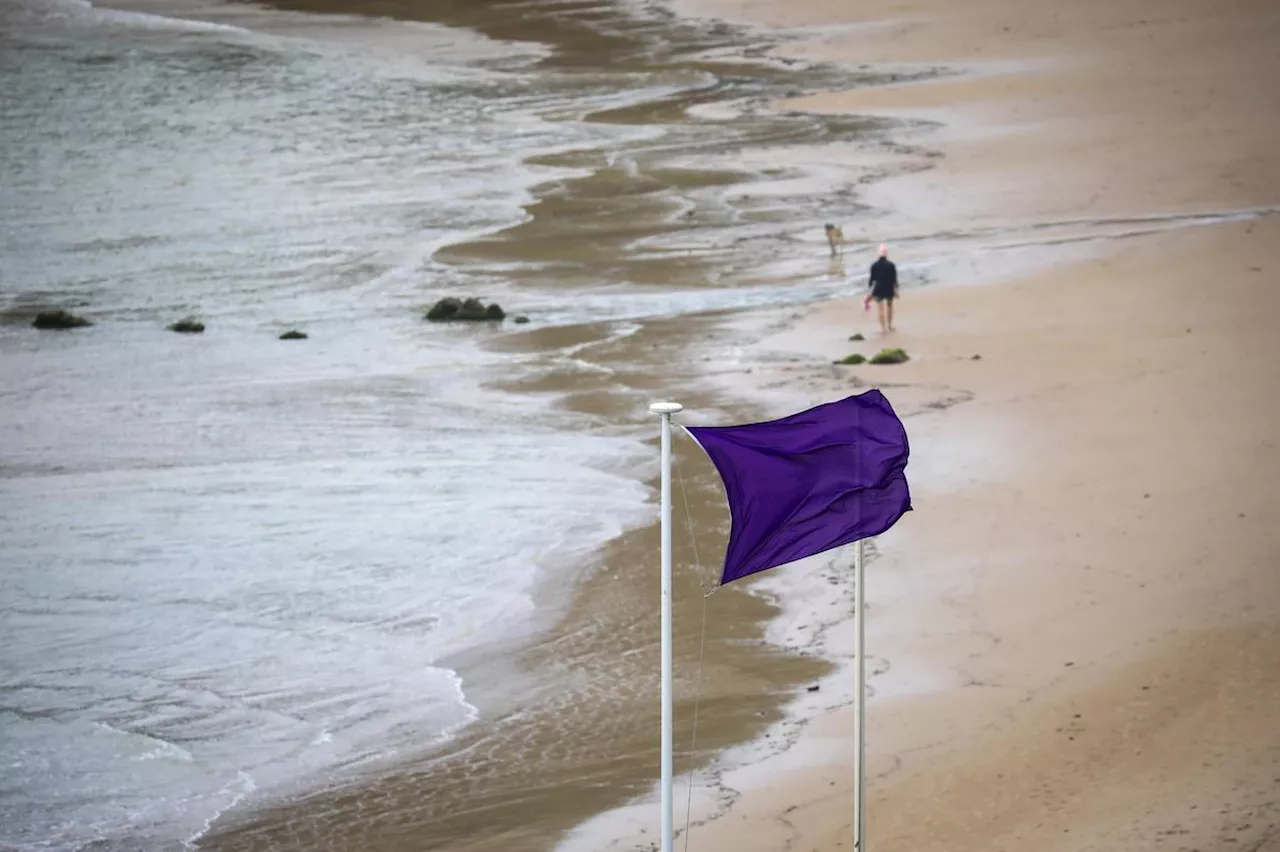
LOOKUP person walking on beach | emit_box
[867,243,898,332]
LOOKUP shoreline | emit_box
[4,3,849,850]
[558,0,1280,849]
[30,0,1278,849]
[126,2,927,850]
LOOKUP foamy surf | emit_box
[184,771,258,851]
[0,2,660,847]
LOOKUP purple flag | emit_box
[685,390,911,585]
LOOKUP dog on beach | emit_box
[824,223,845,257]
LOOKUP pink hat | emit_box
[877,244,888,257]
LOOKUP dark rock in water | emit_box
[425,297,505,322]
[513,315,530,324]
[425,298,461,321]
[807,684,820,692]
[848,332,865,341]
[971,353,982,360]
[32,309,92,329]
[167,316,205,334]
[869,347,909,365]
[279,330,308,340]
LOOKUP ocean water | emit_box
[0,0,906,845]
[0,2,671,847]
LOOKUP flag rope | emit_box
[675,453,711,852]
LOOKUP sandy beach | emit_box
[178,0,1280,847]
[613,0,1280,849]
[7,0,1276,847]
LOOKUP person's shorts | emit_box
[872,291,895,302]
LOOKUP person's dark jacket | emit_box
[868,257,898,299]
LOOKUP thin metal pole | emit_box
[649,401,682,852]
[853,537,867,852]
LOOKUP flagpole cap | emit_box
[649,402,683,415]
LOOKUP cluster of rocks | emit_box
[424,297,529,324]
[425,297,503,322]
[833,347,910,366]
[29,298,529,338]
[30,309,304,338]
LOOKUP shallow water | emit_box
[0,5,661,846]
[0,0,900,848]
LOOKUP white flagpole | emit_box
[649,401,682,852]
[853,537,867,852]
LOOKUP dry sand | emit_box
[620,0,1280,850]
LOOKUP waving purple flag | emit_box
[685,390,911,585]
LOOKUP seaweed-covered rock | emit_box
[425,298,460,321]
[869,347,909,365]
[279,330,308,340]
[834,353,866,365]
[168,316,205,334]
[32,309,93,330]
[513,315,530,324]
[425,297,505,322]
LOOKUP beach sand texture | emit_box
[648,0,1280,850]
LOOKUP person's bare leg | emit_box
[887,299,895,332]
[876,299,887,333]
